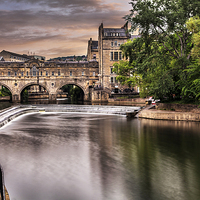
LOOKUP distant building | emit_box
[31,55,46,61]
[48,55,87,62]
[0,50,45,62]
[98,22,131,89]
[0,50,30,62]
[87,38,99,61]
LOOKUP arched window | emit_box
[32,66,37,76]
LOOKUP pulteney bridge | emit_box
[0,59,100,103]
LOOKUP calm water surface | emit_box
[0,112,200,200]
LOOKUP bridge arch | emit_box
[19,82,49,95]
[56,82,86,95]
[56,81,87,102]
[19,82,49,102]
[0,82,13,95]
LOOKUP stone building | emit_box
[98,22,131,90]
[87,38,99,61]
[0,50,45,62]
[0,50,30,62]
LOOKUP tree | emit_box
[115,0,200,100]
[181,16,200,101]
[186,16,200,63]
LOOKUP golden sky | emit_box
[0,0,132,59]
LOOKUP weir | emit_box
[0,105,141,128]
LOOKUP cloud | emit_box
[0,0,131,59]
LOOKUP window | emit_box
[114,52,118,60]
[110,52,113,60]
[15,72,17,76]
[46,71,48,76]
[111,77,114,83]
[116,33,119,36]
[82,71,84,76]
[114,41,117,46]
[52,71,54,76]
[110,77,117,83]
[104,32,107,36]
[111,42,113,47]
[58,70,60,76]
[40,71,42,76]
[21,72,23,76]
[27,71,28,76]
[93,72,95,77]
[113,33,115,36]
[93,54,96,59]
[32,66,36,76]
[110,67,114,74]
[8,71,10,76]
[70,71,72,76]
[119,52,122,60]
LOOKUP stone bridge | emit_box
[0,59,100,102]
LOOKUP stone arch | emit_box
[56,81,86,95]
[19,82,49,95]
[0,82,13,96]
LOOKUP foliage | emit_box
[186,16,200,64]
[70,86,84,102]
[61,85,73,93]
[113,0,200,102]
[113,60,138,87]
[0,86,11,97]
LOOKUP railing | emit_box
[0,165,5,200]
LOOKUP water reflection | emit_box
[0,113,200,200]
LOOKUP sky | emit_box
[0,0,132,60]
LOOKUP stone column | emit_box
[49,93,57,103]
[12,94,21,103]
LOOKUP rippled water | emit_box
[0,113,200,200]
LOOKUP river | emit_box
[0,112,200,200]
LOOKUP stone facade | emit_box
[98,22,131,91]
[87,38,99,62]
[0,59,99,102]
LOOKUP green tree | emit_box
[116,0,200,100]
[186,16,200,63]
[181,16,200,102]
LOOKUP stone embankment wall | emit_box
[108,97,147,105]
[139,109,200,122]
[156,103,200,113]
